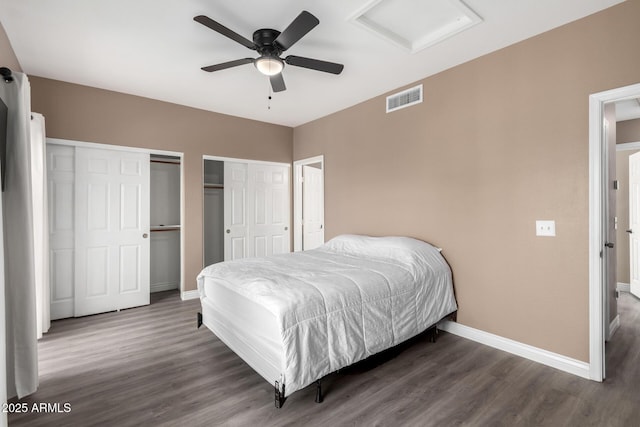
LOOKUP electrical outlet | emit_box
[536,220,556,237]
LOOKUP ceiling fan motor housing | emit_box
[253,29,283,56]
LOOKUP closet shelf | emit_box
[151,225,181,232]
[204,183,224,189]
[150,158,180,165]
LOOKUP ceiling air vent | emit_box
[386,84,423,113]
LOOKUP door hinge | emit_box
[600,250,603,258]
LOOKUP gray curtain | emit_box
[1,71,38,398]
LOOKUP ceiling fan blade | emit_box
[194,15,256,50]
[285,55,344,75]
[270,73,286,92]
[274,11,319,51]
[201,58,254,72]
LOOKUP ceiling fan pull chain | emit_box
[267,79,272,110]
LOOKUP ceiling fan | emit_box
[194,11,344,93]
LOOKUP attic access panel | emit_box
[350,0,482,53]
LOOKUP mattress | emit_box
[197,234,457,397]
[200,279,283,386]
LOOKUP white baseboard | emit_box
[608,315,621,340]
[438,320,590,380]
[151,282,179,293]
[181,290,200,301]
[617,282,630,293]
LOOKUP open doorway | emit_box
[589,82,640,381]
[614,105,640,299]
[293,155,324,252]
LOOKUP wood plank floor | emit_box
[8,291,640,427]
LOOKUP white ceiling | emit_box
[0,0,626,127]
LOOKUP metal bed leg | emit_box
[430,325,439,343]
[275,381,286,408]
[197,312,203,329]
[315,380,323,403]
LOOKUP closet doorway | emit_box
[293,155,324,252]
[203,156,291,267]
[150,155,182,293]
[203,160,224,266]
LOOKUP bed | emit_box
[196,234,457,406]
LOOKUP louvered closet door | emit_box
[74,147,150,316]
[249,163,290,257]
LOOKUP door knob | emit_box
[627,229,633,234]
[605,242,615,248]
[284,226,288,231]
[226,229,230,234]
[143,233,148,239]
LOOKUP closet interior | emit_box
[150,154,181,293]
[203,159,224,267]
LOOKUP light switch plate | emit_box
[536,220,556,237]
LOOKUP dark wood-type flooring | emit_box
[8,291,640,426]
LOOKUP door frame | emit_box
[293,155,324,252]
[588,82,640,382]
[47,138,185,293]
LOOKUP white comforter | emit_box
[197,235,457,396]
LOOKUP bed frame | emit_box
[197,312,446,408]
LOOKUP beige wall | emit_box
[294,0,640,362]
[30,77,292,292]
[0,21,21,72]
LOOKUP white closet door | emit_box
[302,165,324,250]
[47,144,76,320]
[224,162,248,260]
[249,163,290,257]
[74,147,150,316]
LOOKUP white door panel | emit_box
[224,162,248,260]
[302,165,324,250]
[75,147,150,316]
[223,161,290,260]
[629,152,640,298]
[249,163,290,257]
[47,144,75,319]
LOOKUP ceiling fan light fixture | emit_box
[255,56,284,76]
